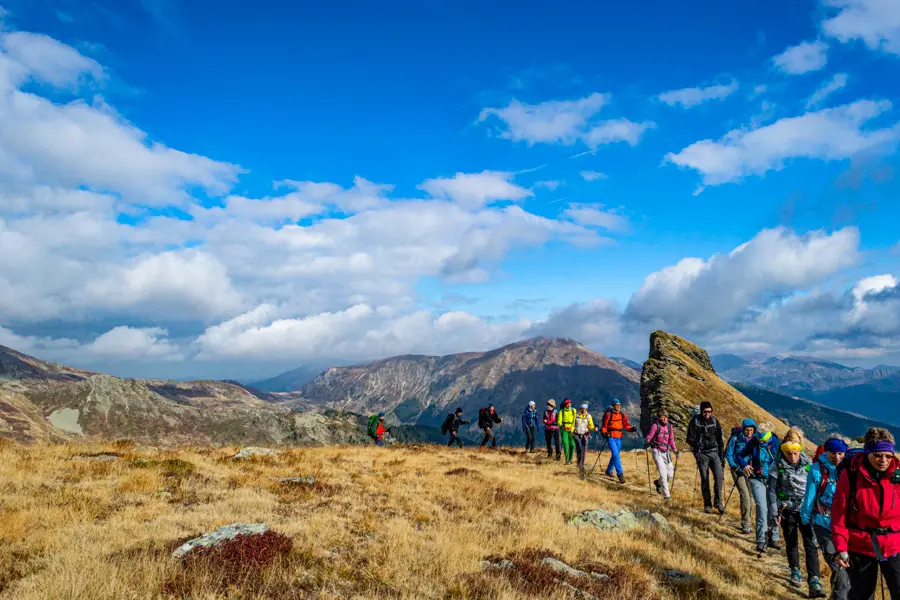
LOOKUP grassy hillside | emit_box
[0,440,826,599]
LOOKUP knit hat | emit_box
[547,399,556,407]
[529,400,535,406]
[378,412,385,418]
[562,398,572,405]
[580,403,589,409]
[455,407,463,414]
[612,398,621,405]
[700,401,713,411]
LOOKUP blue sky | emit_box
[0,0,899,379]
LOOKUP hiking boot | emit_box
[808,577,826,598]
[704,506,712,514]
[654,479,663,494]
[789,568,802,588]
[617,474,626,484]
[756,543,767,554]
[555,455,561,461]
[663,496,671,503]
[768,538,783,550]
[741,525,753,535]
[715,503,725,515]
[604,471,614,479]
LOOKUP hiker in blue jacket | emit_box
[726,418,757,534]
[801,434,850,600]
[737,421,782,554]
[521,401,539,453]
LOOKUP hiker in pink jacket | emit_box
[645,409,679,501]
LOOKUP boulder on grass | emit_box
[172,523,269,559]
[233,447,280,460]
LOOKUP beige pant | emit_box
[652,448,674,498]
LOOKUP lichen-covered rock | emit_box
[541,557,590,578]
[275,476,316,485]
[567,507,668,532]
[172,523,269,559]
[233,447,280,459]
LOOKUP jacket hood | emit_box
[741,418,757,430]
[816,452,837,474]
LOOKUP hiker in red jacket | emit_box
[833,428,900,598]
[542,399,561,461]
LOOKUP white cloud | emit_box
[625,226,860,333]
[0,31,103,88]
[821,0,900,56]
[84,326,182,361]
[534,180,561,191]
[563,204,630,233]
[477,93,654,148]
[658,80,739,108]
[579,170,607,181]
[807,73,849,108]
[772,40,829,74]
[665,100,900,185]
[418,171,532,209]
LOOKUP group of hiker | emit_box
[373,401,900,600]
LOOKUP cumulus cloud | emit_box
[772,40,829,74]
[477,93,654,148]
[658,80,739,108]
[821,0,900,56]
[0,31,104,87]
[418,171,532,209]
[84,326,182,361]
[665,100,900,185]
[807,73,849,108]
[624,227,860,333]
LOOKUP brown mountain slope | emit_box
[294,337,641,443]
[639,331,814,450]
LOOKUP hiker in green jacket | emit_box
[557,398,577,464]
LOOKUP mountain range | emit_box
[713,354,900,426]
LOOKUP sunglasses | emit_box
[871,452,894,461]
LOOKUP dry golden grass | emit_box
[0,441,819,599]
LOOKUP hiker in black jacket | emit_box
[686,401,725,514]
[442,408,469,448]
[478,404,502,448]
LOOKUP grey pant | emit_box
[748,477,780,546]
[574,434,589,469]
[524,425,536,452]
[731,469,753,529]
[814,524,849,600]
[695,450,724,508]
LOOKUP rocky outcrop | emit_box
[171,523,269,559]
[293,337,641,444]
[639,331,798,448]
[567,507,670,531]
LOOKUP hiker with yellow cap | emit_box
[737,421,783,554]
[770,427,825,597]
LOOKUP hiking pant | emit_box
[606,437,624,476]
[561,430,575,463]
[524,425,536,452]
[780,510,820,582]
[573,433,589,470]
[731,468,753,530]
[846,552,900,600]
[480,427,496,448]
[447,432,462,448]
[545,429,560,459]
[695,450,723,509]
[814,525,850,600]
[375,437,384,447]
[652,448,674,498]
[748,477,780,546]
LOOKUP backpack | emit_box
[367,414,380,438]
[478,407,490,428]
[441,414,454,436]
[833,448,866,516]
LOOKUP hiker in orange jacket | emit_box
[601,399,636,483]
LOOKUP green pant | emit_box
[561,430,576,463]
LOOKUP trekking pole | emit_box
[670,451,680,491]
[692,468,698,505]
[589,437,609,476]
[645,444,653,495]
[718,483,737,521]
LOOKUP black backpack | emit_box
[441,414,454,436]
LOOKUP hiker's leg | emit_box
[560,431,571,462]
[455,434,463,448]
[734,472,753,530]
[847,553,878,600]
[545,429,553,457]
[652,448,670,497]
[749,478,768,547]
[799,519,820,581]
[554,430,561,458]
[696,452,713,508]
[524,427,533,451]
[766,487,781,543]
[710,453,724,507]
[815,525,849,600]
[879,553,900,599]
[480,431,489,447]
[488,428,496,448]
[574,434,586,469]
[608,437,623,475]
[782,511,800,570]
[447,434,455,447]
